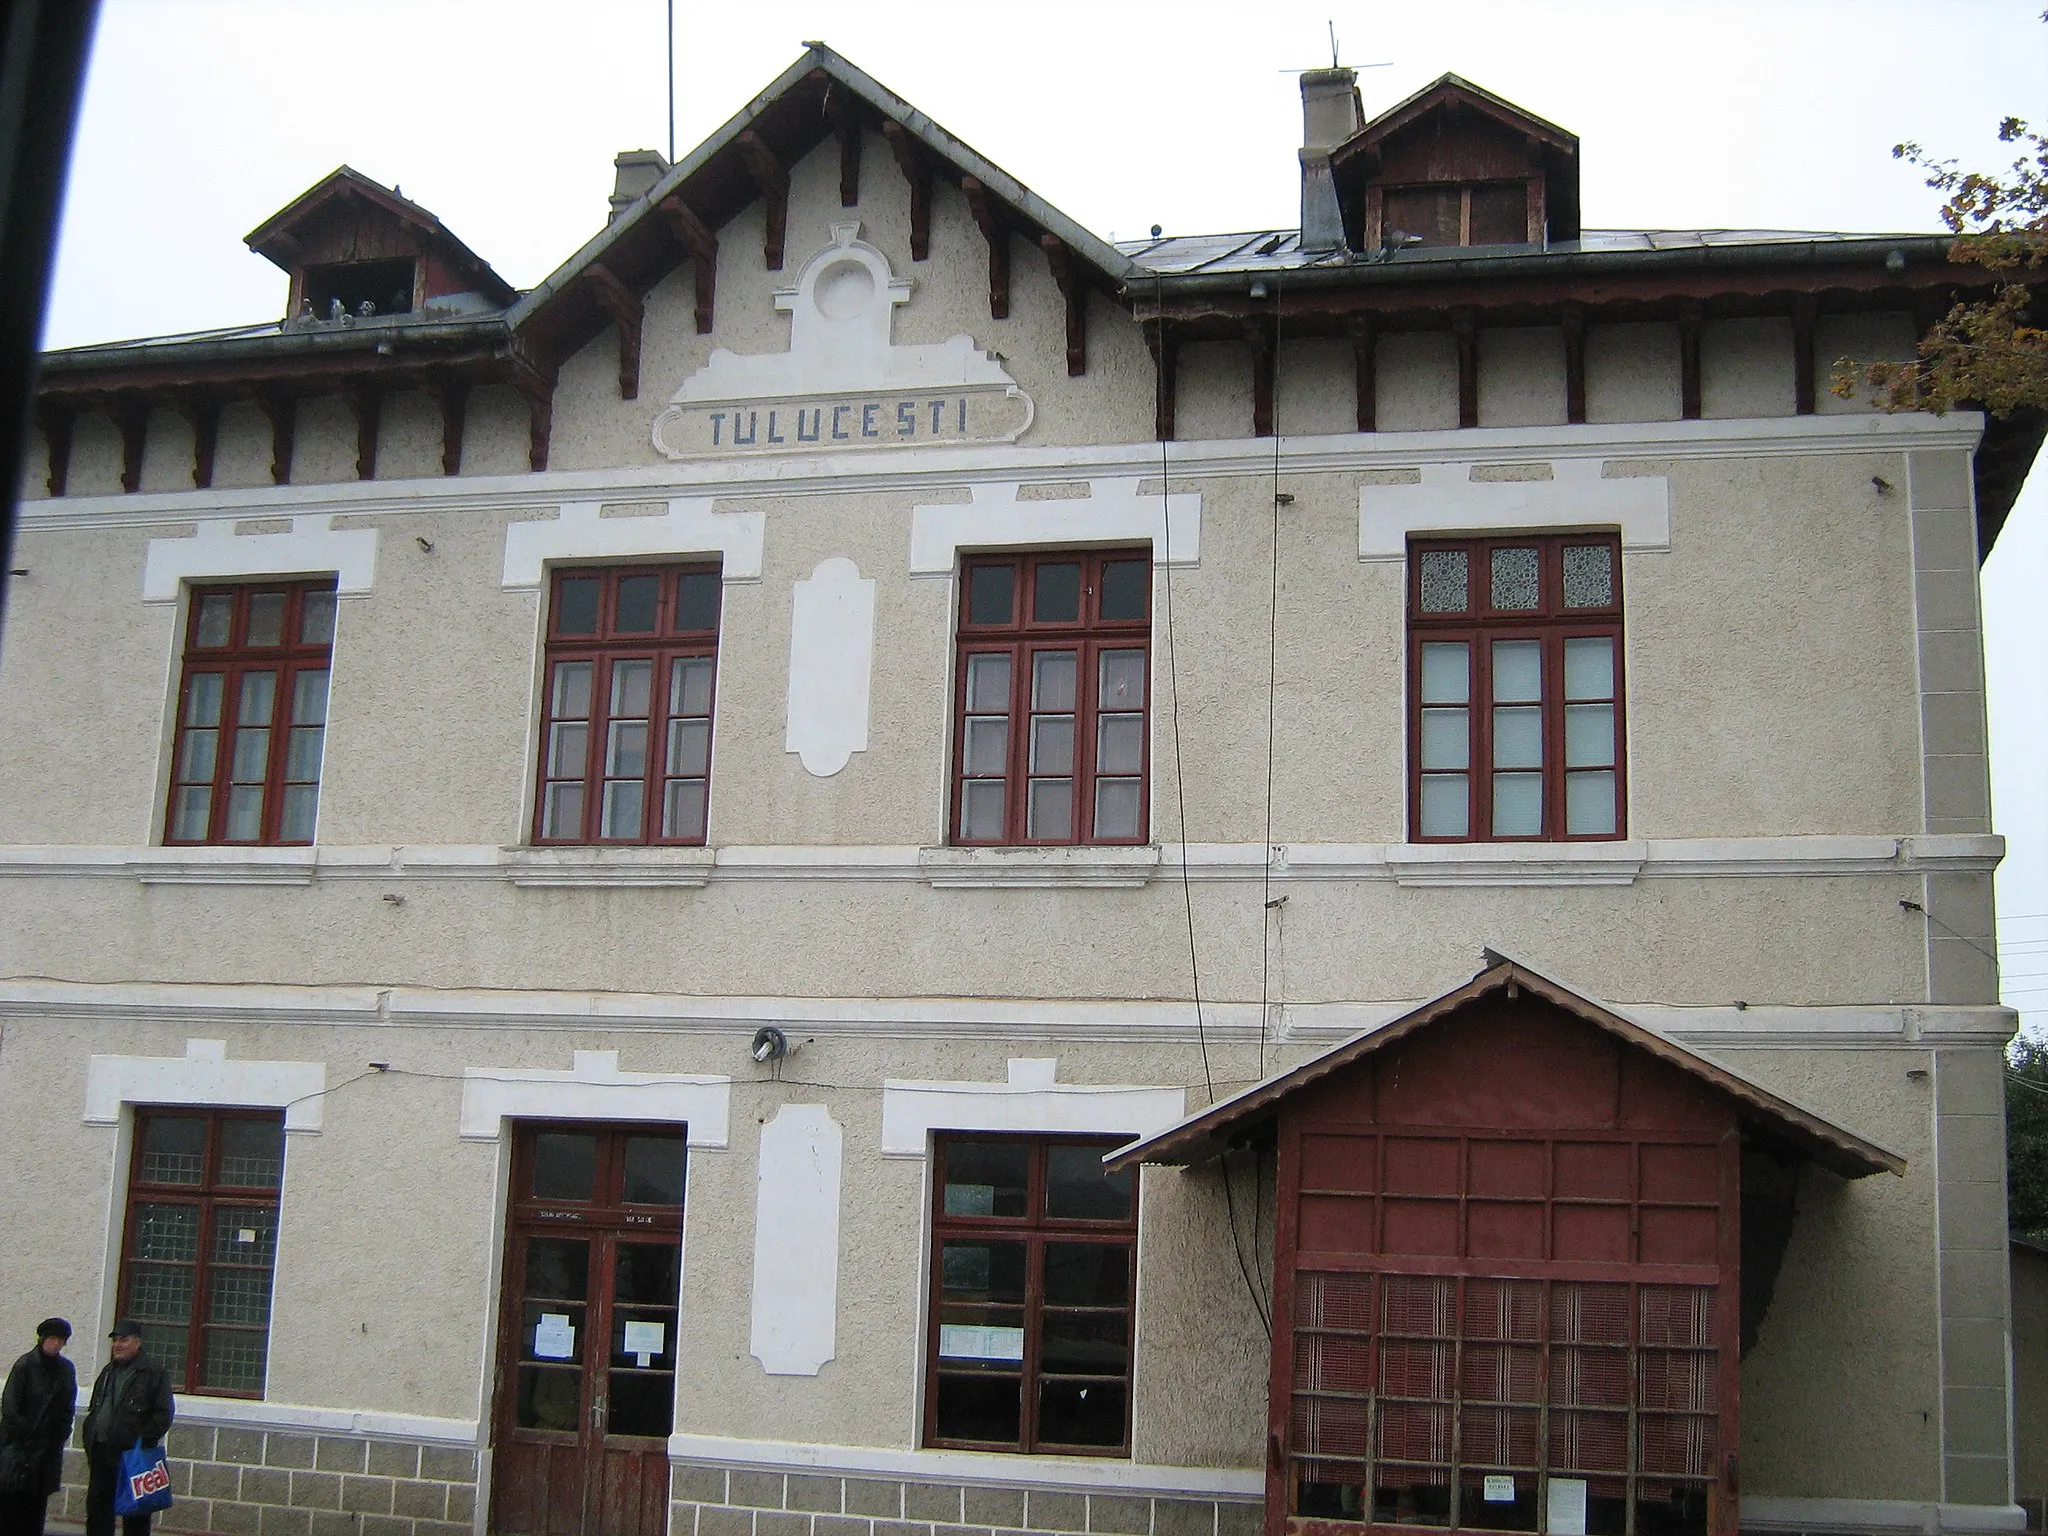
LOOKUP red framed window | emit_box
[166,581,336,845]
[1407,534,1625,842]
[925,1134,1137,1455]
[118,1108,286,1397]
[952,550,1151,846]
[533,564,721,845]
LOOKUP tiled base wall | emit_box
[666,1466,1263,1536]
[55,1425,478,1536]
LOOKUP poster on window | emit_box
[534,1313,576,1360]
[938,1324,1025,1361]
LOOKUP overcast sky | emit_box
[38,0,2048,1028]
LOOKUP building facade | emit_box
[0,45,2036,1536]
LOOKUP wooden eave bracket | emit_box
[659,195,718,335]
[584,261,645,400]
[881,120,932,261]
[1452,307,1479,429]
[1561,302,1587,425]
[826,90,862,208]
[429,379,469,477]
[1347,314,1377,434]
[1040,234,1087,375]
[1143,319,1177,442]
[258,392,297,486]
[35,401,74,497]
[960,178,1011,321]
[347,382,383,481]
[509,348,558,473]
[113,398,148,493]
[1678,300,1703,421]
[172,394,221,490]
[1243,313,1276,438]
[736,130,790,270]
[1790,294,1817,415]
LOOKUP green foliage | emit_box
[2007,1035,2048,1239]
[1830,117,2048,416]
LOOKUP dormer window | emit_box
[304,258,416,319]
[1383,181,1532,248]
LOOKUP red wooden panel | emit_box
[1294,1332,1374,1394]
[1554,1141,1632,1200]
[1299,1132,1378,1191]
[1552,1203,1631,1262]
[1383,1137,1460,1195]
[1382,1199,1460,1256]
[1292,1395,1370,1458]
[1468,1140,1546,1198]
[1460,1344,1540,1403]
[1376,1009,1622,1130]
[1464,1278,1542,1341]
[1639,1207,1719,1266]
[1619,1053,1731,1133]
[1298,1193,1376,1254]
[1467,1201,1545,1259]
[1640,1143,1720,1202]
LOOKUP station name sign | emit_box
[655,386,1032,458]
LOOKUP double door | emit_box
[490,1124,687,1536]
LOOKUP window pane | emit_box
[172,787,212,841]
[662,779,708,840]
[195,594,233,648]
[124,1264,192,1329]
[1493,706,1543,769]
[1034,563,1081,622]
[1420,643,1469,704]
[180,728,219,783]
[1032,652,1076,711]
[675,571,722,631]
[963,717,1009,777]
[1566,705,1615,768]
[616,574,661,633]
[1562,545,1615,609]
[1093,780,1141,840]
[1492,641,1541,703]
[278,785,318,843]
[1038,1378,1126,1447]
[1420,775,1469,838]
[608,719,649,777]
[672,657,714,716]
[1096,713,1144,775]
[210,1205,278,1266]
[218,1120,284,1188]
[200,1331,267,1395]
[548,722,589,778]
[552,661,593,719]
[1028,778,1072,839]
[943,1142,1028,1217]
[246,592,286,647]
[1493,772,1543,836]
[225,785,264,841]
[1044,1242,1131,1307]
[1420,707,1469,771]
[613,1239,681,1307]
[967,564,1015,626]
[1567,771,1618,836]
[1100,560,1148,620]
[185,672,224,726]
[1030,717,1074,775]
[602,780,644,837]
[611,659,652,717]
[284,727,324,781]
[1489,547,1540,610]
[299,589,337,645]
[667,718,711,777]
[542,783,584,838]
[239,670,278,726]
[934,1374,1022,1445]
[129,1203,200,1263]
[291,669,329,725]
[1046,1147,1133,1220]
[231,726,271,782]
[1098,649,1146,710]
[966,653,1011,713]
[1419,550,1469,613]
[533,1135,597,1201]
[524,1237,590,1301]
[1564,637,1614,701]
[1041,1312,1129,1373]
[556,576,601,635]
[622,1138,686,1206]
[140,1118,207,1185]
[959,780,1005,840]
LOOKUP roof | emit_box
[1105,950,1906,1182]
[1342,71,1577,158]
[244,165,518,305]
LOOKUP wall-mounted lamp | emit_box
[751,1025,789,1064]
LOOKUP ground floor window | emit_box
[925,1134,1137,1454]
[119,1108,285,1395]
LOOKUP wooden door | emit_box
[490,1124,687,1536]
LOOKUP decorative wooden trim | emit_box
[659,196,718,335]
[1348,315,1377,434]
[1143,319,1177,441]
[115,400,148,493]
[1039,234,1087,376]
[258,393,297,486]
[1452,309,1479,429]
[36,401,73,497]
[736,130,789,270]
[959,177,1010,321]
[1791,295,1817,416]
[176,395,221,490]
[881,120,932,261]
[347,382,382,481]
[521,382,554,473]
[431,380,468,477]
[1562,302,1587,425]
[1244,314,1276,438]
[827,91,862,209]
[584,261,644,401]
[1679,301,1703,421]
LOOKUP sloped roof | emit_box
[1105,950,1905,1181]
[1340,71,1578,158]
[244,165,517,305]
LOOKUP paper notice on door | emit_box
[1482,1475,1516,1504]
[1547,1477,1588,1536]
[622,1321,665,1367]
[533,1313,575,1360]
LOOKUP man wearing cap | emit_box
[0,1319,76,1536]
[79,1321,172,1536]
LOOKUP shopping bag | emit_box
[114,1439,173,1516]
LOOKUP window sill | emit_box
[918,845,1162,889]
[1380,840,1648,887]
[125,846,322,885]
[502,846,716,888]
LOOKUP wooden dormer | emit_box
[244,166,517,323]
[1332,74,1580,251]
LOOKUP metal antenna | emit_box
[667,0,676,163]
[1329,19,1338,67]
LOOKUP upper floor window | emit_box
[925,1134,1137,1455]
[167,581,336,846]
[1408,533,1624,842]
[120,1108,286,1397]
[534,564,721,846]
[952,550,1151,847]
[1383,182,1530,247]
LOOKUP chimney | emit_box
[609,149,670,221]
[1298,67,1360,251]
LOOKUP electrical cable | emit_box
[1259,273,1284,1084]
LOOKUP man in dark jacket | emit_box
[79,1321,173,1536]
[0,1318,77,1536]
